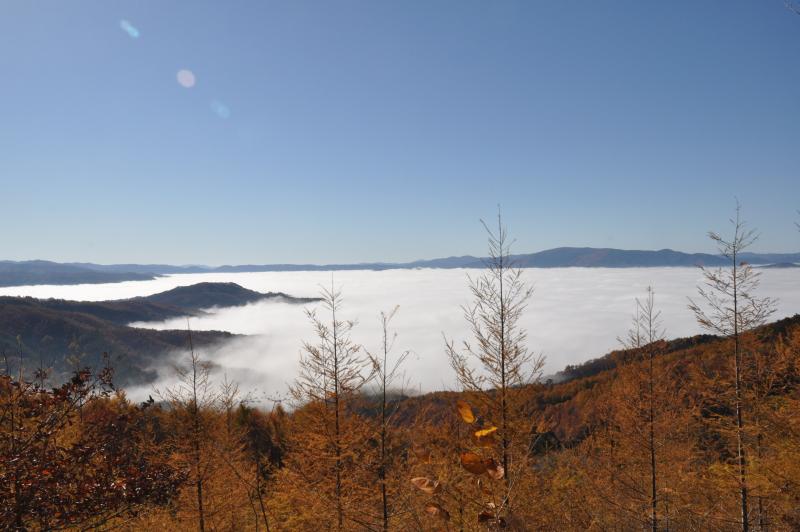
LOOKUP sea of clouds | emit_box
[1,268,798,403]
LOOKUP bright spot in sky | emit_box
[210,100,231,119]
[119,20,139,39]
[176,70,196,88]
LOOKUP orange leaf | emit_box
[456,400,475,424]
[460,452,488,475]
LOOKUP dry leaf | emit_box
[456,400,475,424]
[485,458,505,480]
[460,452,488,475]
[410,477,441,494]
[473,426,497,447]
[474,426,497,438]
[412,445,432,463]
[426,502,450,521]
[474,426,497,437]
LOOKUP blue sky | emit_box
[1,1,799,265]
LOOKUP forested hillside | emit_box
[2,311,798,530]
[0,283,315,385]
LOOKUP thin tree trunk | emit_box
[189,327,206,532]
[735,335,748,532]
[649,351,657,532]
[756,427,766,532]
[498,220,510,497]
[380,337,389,532]
[11,384,24,531]
[255,458,271,532]
[332,299,343,531]
[194,449,205,532]
[732,253,749,532]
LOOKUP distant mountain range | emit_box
[759,262,800,269]
[0,260,155,287]
[2,247,799,286]
[0,282,318,385]
[65,248,800,271]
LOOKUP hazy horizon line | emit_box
[5,244,800,270]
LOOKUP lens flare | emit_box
[119,20,139,39]
[176,69,196,88]
[210,100,231,119]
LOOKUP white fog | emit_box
[1,268,798,402]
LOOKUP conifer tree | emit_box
[688,202,776,531]
[592,286,691,529]
[445,210,544,523]
[365,307,409,532]
[286,283,372,530]
[159,323,219,532]
[619,286,665,532]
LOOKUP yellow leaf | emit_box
[473,426,497,447]
[474,426,497,438]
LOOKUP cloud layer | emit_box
[2,268,798,402]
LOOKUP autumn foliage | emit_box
[3,316,800,530]
[0,363,183,530]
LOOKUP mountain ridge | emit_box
[68,247,800,271]
[2,247,798,287]
[67,246,800,274]
[0,260,155,287]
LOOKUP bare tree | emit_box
[216,375,256,531]
[618,286,665,532]
[365,307,409,532]
[289,282,372,530]
[158,322,219,532]
[688,202,777,532]
[445,210,544,518]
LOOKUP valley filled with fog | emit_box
[1,267,798,402]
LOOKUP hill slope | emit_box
[389,314,800,446]
[138,282,319,309]
[0,296,233,385]
[0,282,318,385]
